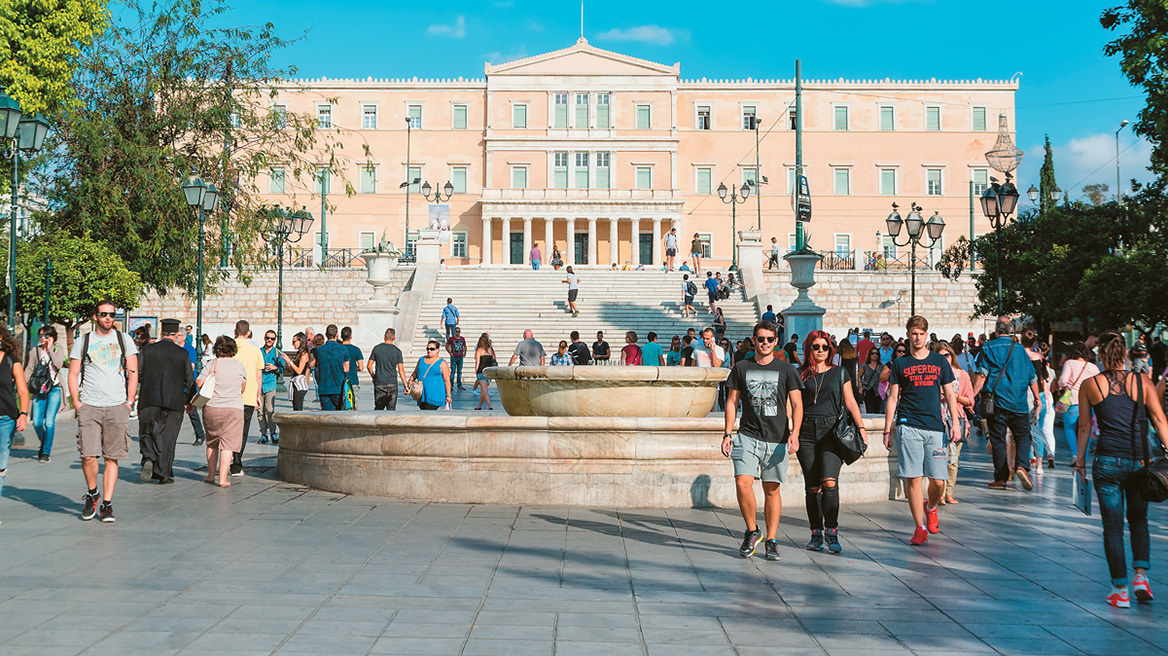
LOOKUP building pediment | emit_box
[485,38,679,77]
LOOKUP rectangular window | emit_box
[880,106,895,131]
[359,231,376,252]
[833,168,850,195]
[407,166,421,193]
[314,167,330,195]
[698,233,713,258]
[272,104,287,129]
[788,233,797,253]
[696,105,710,130]
[317,104,332,129]
[696,168,712,195]
[882,235,898,260]
[574,152,589,189]
[575,93,589,128]
[269,167,285,194]
[834,106,848,131]
[512,103,527,129]
[595,152,610,189]
[880,168,896,196]
[362,104,377,130]
[926,106,941,131]
[405,231,418,259]
[636,104,651,129]
[742,105,756,130]
[787,167,796,195]
[452,104,468,130]
[452,232,468,258]
[552,152,569,189]
[596,93,610,128]
[972,168,989,195]
[359,165,376,194]
[788,108,797,130]
[451,167,467,194]
[834,234,851,256]
[553,93,568,128]
[742,167,758,186]
[229,113,240,129]
[972,106,987,132]
[407,104,422,129]
[926,168,942,195]
[635,166,652,190]
[511,166,528,190]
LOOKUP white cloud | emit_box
[427,15,466,38]
[482,48,528,65]
[1016,132,1153,205]
[595,25,687,46]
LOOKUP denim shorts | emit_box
[896,424,947,480]
[731,431,789,483]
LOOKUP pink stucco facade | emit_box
[261,39,1017,268]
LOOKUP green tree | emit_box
[1103,2,1168,183]
[1083,183,1109,206]
[38,0,361,297]
[1039,135,1058,214]
[1077,241,1168,336]
[12,232,142,350]
[0,0,109,116]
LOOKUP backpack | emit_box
[78,330,128,393]
[686,281,697,296]
[27,346,57,397]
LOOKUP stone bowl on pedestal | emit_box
[362,252,398,288]
[484,366,729,418]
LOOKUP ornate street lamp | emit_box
[0,88,50,329]
[263,205,313,367]
[717,182,750,270]
[421,180,455,203]
[982,114,1026,316]
[884,202,944,316]
[181,172,218,370]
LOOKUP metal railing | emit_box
[280,247,371,268]
[817,251,855,271]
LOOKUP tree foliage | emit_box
[0,0,109,116]
[37,0,362,297]
[1083,183,1110,206]
[1103,2,1168,182]
[1039,135,1058,215]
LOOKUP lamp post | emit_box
[0,88,50,329]
[884,202,945,317]
[421,180,454,204]
[402,117,414,259]
[1026,184,1063,211]
[317,168,329,267]
[263,204,313,359]
[43,257,51,325]
[717,182,750,270]
[982,113,1024,316]
[1116,119,1129,201]
[181,172,219,371]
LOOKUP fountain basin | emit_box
[483,366,729,418]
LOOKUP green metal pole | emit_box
[9,148,17,327]
[404,121,412,258]
[320,172,328,267]
[731,190,738,270]
[794,58,804,251]
[755,119,762,231]
[43,257,50,325]
[276,234,286,392]
[196,206,205,374]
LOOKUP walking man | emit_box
[883,316,961,545]
[562,266,580,317]
[767,236,780,270]
[510,330,546,367]
[69,299,139,522]
[568,331,591,365]
[704,271,719,313]
[340,326,363,408]
[368,328,407,410]
[229,321,264,477]
[723,320,803,561]
[970,317,1041,490]
[314,324,349,410]
[530,242,542,270]
[442,298,459,340]
[664,227,679,271]
[137,319,194,485]
[446,326,466,390]
[259,330,283,443]
[682,274,697,318]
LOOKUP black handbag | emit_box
[1131,374,1168,502]
[833,369,867,465]
[977,341,1015,419]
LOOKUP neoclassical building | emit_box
[262,38,1017,267]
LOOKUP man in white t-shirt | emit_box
[562,266,580,317]
[68,299,139,523]
[692,327,724,367]
[663,228,679,271]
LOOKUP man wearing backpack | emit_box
[682,275,697,318]
[68,300,139,523]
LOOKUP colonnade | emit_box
[480,216,680,267]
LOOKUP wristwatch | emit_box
[722,432,732,439]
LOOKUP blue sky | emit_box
[219,0,1149,201]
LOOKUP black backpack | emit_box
[686,281,697,296]
[27,353,54,397]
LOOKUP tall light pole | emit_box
[403,117,413,259]
[1116,119,1129,201]
[0,88,49,329]
[983,114,1024,316]
[885,203,945,316]
[1026,184,1063,211]
[717,182,750,270]
[182,173,219,371]
[750,114,763,230]
[263,204,312,357]
[318,168,328,267]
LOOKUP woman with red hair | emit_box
[796,331,867,554]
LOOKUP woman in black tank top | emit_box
[1073,331,1168,609]
[0,323,30,506]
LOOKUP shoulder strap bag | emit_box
[977,341,1015,419]
[193,360,218,408]
[832,368,867,465]
[1055,361,1088,415]
[410,360,437,402]
[1132,373,1168,502]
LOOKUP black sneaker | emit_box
[99,503,115,523]
[765,539,781,561]
[38,454,50,463]
[258,436,269,444]
[192,438,204,446]
[738,528,762,557]
[825,531,842,554]
[229,467,244,478]
[806,531,824,551]
[82,493,98,520]
[271,435,279,446]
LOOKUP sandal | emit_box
[216,481,232,487]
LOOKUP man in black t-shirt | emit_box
[568,330,591,365]
[679,335,695,367]
[783,334,801,366]
[723,320,803,561]
[592,331,610,363]
[884,316,960,547]
[366,328,406,410]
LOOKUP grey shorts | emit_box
[896,424,948,480]
[731,431,789,483]
[77,404,131,460]
[568,289,578,302]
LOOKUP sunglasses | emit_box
[810,344,830,352]
[426,347,438,351]
[754,336,777,343]
[265,337,275,341]
[96,311,116,318]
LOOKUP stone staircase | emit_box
[408,268,760,360]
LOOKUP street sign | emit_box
[796,175,812,223]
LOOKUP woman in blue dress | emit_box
[410,339,451,410]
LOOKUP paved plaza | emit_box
[0,386,1165,656]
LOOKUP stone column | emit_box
[481,216,492,265]
[544,217,554,261]
[609,218,619,265]
[523,216,533,266]
[565,217,576,266]
[501,217,511,265]
[651,217,662,268]
[630,218,641,267]
[587,217,597,266]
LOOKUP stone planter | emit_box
[737,229,762,243]
[363,252,398,288]
[784,251,822,288]
[484,366,729,418]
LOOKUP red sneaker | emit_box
[925,503,940,534]
[1107,588,1131,608]
[910,526,928,546]
[1133,576,1154,603]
